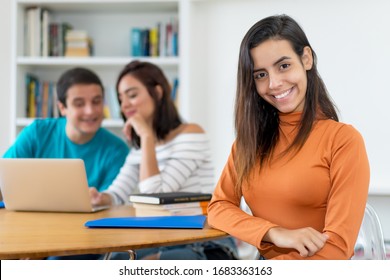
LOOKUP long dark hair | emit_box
[116,60,182,148]
[234,14,338,193]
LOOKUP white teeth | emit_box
[274,89,291,99]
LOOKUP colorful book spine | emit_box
[131,28,142,56]
[25,74,57,118]
[130,19,179,57]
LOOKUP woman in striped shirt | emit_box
[89,60,237,260]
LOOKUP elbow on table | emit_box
[206,204,219,229]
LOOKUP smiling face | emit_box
[58,83,104,144]
[117,74,156,125]
[250,39,313,114]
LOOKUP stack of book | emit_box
[64,30,93,57]
[129,192,212,217]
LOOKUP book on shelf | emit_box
[166,17,179,56]
[25,74,57,118]
[41,9,50,57]
[26,74,37,118]
[130,18,178,57]
[25,7,72,57]
[149,27,159,57]
[158,22,165,57]
[65,29,88,41]
[49,22,73,56]
[142,29,150,56]
[129,192,212,205]
[131,28,143,56]
[41,81,49,118]
[25,6,42,57]
[65,47,91,57]
[103,86,121,120]
[64,29,93,57]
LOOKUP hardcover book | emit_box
[134,207,207,217]
[132,200,209,210]
[129,192,212,205]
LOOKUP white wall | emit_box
[0,0,11,156]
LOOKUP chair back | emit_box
[352,203,387,260]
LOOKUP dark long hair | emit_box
[116,60,182,148]
[234,14,338,193]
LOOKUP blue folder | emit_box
[85,215,207,229]
[0,201,4,208]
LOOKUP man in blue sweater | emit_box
[3,67,129,192]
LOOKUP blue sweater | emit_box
[3,118,129,191]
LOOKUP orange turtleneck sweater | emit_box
[207,112,370,259]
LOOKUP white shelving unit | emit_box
[10,0,194,140]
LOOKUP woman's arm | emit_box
[208,128,369,260]
[263,226,328,257]
[138,124,211,193]
[122,113,160,181]
[208,143,277,249]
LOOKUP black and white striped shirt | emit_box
[105,133,215,205]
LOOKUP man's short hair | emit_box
[56,67,104,107]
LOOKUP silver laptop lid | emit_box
[0,158,102,212]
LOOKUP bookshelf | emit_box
[10,0,193,140]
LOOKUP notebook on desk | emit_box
[0,158,109,213]
[85,215,207,229]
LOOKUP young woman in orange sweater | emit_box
[207,14,370,260]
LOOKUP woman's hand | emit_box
[264,227,329,257]
[122,113,154,142]
[89,187,112,206]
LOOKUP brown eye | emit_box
[93,98,102,105]
[280,63,290,70]
[254,72,267,80]
[73,101,84,107]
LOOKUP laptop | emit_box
[0,158,110,213]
